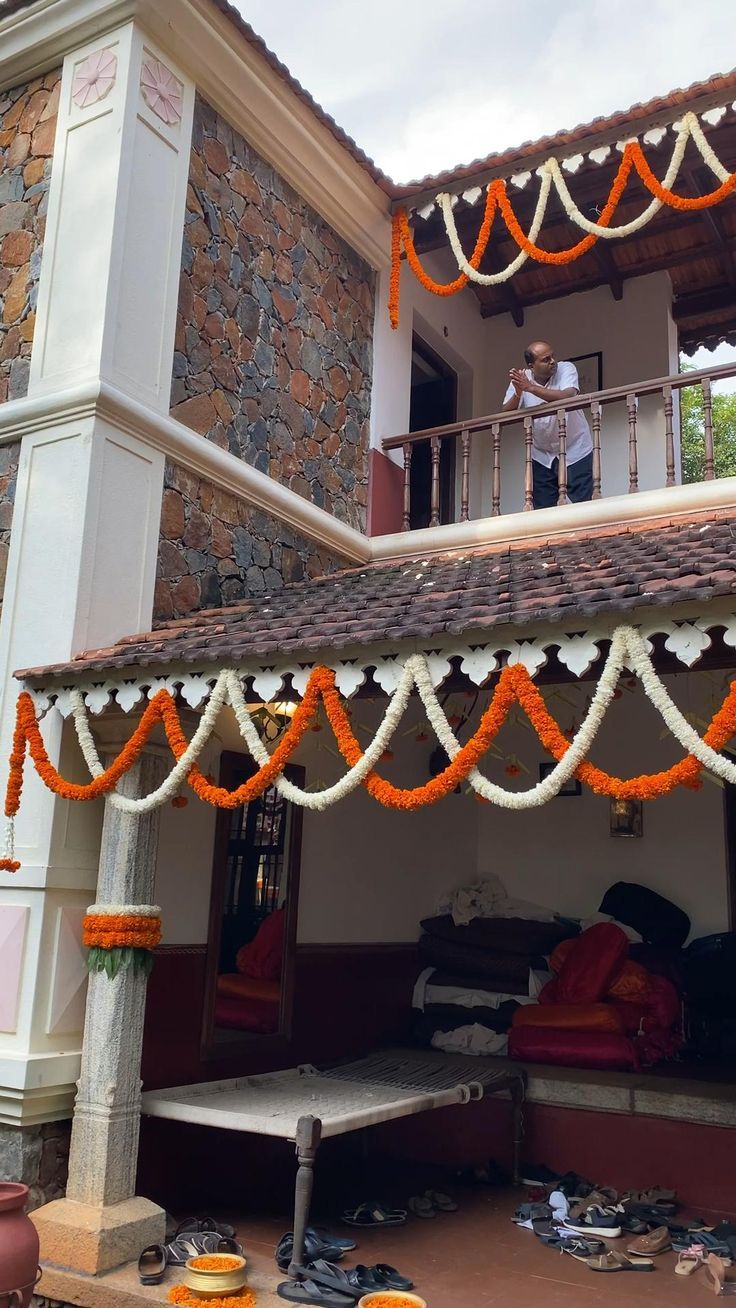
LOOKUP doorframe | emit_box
[200,751,305,1060]
[410,332,459,526]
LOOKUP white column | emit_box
[0,19,195,1132]
[32,749,167,1273]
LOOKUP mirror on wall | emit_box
[203,751,303,1051]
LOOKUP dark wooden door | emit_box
[409,344,457,529]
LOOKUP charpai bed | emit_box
[141,1048,525,1277]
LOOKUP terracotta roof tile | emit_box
[16,511,736,682]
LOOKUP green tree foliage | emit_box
[680,364,736,483]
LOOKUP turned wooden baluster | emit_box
[556,409,568,505]
[663,384,675,487]
[402,441,412,531]
[626,392,639,493]
[591,400,602,499]
[523,414,534,511]
[460,428,470,521]
[491,422,501,516]
[429,435,441,527]
[702,376,715,479]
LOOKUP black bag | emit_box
[599,882,690,948]
[683,932,736,1006]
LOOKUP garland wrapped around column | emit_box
[83,903,162,978]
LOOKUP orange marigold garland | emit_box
[167,1286,256,1308]
[83,907,161,978]
[4,658,736,854]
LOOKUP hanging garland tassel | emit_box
[389,111,736,327]
[83,904,161,978]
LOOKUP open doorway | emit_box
[409,334,458,529]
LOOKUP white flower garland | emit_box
[437,111,732,283]
[53,624,736,815]
[438,167,551,286]
[86,903,161,916]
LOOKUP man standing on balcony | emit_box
[502,341,593,509]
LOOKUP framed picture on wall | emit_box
[539,761,582,796]
[569,351,603,395]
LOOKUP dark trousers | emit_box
[532,451,593,510]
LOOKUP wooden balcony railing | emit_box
[382,362,736,530]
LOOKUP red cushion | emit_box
[235,907,286,980]
[555,923,629,1005]
[513,1003,624,1034]
[509,1025,639,1071]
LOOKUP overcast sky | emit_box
[236,0,735,184]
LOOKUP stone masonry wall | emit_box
[0,70,61,404]
[0,1120,70,1211]
[171,95,374,535]
[155,461,351,621]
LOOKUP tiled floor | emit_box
[234,1189,724,1307]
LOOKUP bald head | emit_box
[524,340,556,381]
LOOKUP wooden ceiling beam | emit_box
[672,285,736,321]
[684,167,736,290]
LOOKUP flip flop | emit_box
[138,1244,166,1285]
[307,1227,356,1252]
[346,1266,383,1292]
[301,1260,360,1301]
[276,1232,345,1271]
[408,1195,436,1220]
[342,1202,407,1228]
[425,1189,458,1212]
[586,1252,654,1272]
[164,1237,203,1265]
[277,1278,354,1306]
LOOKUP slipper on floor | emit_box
[301,1260,360,1301]
[408,1195,436,1220]
[706,1253,736,1296]
[138,1244,166,1285]
[276,1233,345,1271]
[424,1189,458,1212]
[346,1266,383,1292]
[277,1278,355,1306]
[164,1237,203,1265]
[586,1251,654,1273]
[557,1238,607,1259]
[373,1263,414,1290]
[307,1227,356,1252]
[175,1215,236,1240]
[342,1202,407,1228]
[675,1245,705,1276]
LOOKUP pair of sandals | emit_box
[407,1190,458,1219]
[342,1201,407,1228]
[139,1231,244,1285]
[276,1229,356,1272]
[278,1258,412,1306]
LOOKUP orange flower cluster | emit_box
[3,661,736,848]
[82,913,161,950]
[389,143,736,326]
[189,1255,243,1272]
[167,1286,255,1308]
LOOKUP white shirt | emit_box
[503,360,593,469]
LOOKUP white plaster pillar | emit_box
[32,748,167,1272]
[0,17,195,1129]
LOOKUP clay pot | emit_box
[0,1183,40,1308]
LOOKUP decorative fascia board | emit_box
[22,606,736,711]
[0,0,135,87]
[0,380,371,565]
[0,0,392,271]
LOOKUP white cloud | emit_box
[234,0,735,182]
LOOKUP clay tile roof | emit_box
[17,513,736,682]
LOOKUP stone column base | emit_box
[31,1195,166,1275]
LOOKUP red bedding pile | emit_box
[509,923,682,1070]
